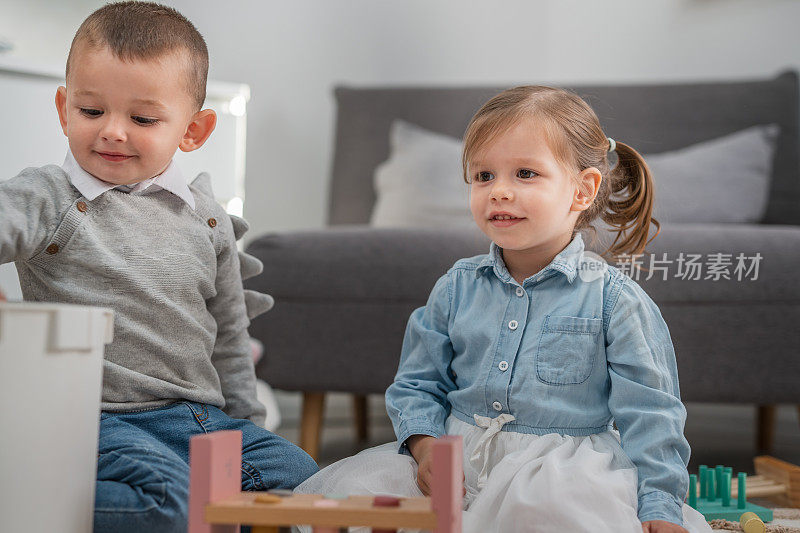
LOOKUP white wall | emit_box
[1,0,798,240]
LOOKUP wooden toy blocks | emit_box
[188,431,464,533]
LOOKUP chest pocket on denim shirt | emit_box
[536,315,602,385]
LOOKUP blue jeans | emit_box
[93,401,318,533]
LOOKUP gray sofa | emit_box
[245,71,800,459]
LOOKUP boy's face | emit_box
[55,45,214,185]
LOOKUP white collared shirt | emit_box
[61,150,196,210]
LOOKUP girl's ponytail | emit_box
[598,141,660,260]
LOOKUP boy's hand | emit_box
[642,521,689,533]
[0,289,5,301]
[406,434,465,497]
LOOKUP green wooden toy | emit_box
[688,465,773,522]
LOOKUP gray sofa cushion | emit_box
[246,226,489,302]
[245,227,490,394]
[247,224,800,305]
[330,71,799,226]
[245,224,800,401]
[646,125,779,223]
[370,120,472,228]
[587,223,800,304]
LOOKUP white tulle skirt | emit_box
[295,414,711,533]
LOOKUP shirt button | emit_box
[207,218,218,228]
[492,401,503,411]
[498,361,509,371]
[45,243,59,254]
[515,287,524,297]
[508,320,518,330]
[76,201,88,213]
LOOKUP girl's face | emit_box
[469,118,589,254]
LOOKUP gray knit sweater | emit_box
[0,165,265,425]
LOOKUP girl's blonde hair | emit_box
[462,85,659,261]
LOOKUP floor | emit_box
[271,391,800,474]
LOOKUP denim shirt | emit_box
[385,233,690,525]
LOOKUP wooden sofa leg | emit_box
[353,394,368,442]
[300,392,325,461]
[757,405,776,454]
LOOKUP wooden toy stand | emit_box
[751,456,800,508]
[188,431,463,533]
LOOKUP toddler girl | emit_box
[296,86,711,533]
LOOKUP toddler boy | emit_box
[0,3,318,532]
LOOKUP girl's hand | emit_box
[406,435,465,497]
[642,520,689,533]
[407,435,437,495]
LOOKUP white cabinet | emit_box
[0,302,114,533]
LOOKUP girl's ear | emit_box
[571,167,602,212]
[180,109,217,152]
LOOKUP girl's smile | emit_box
[488,211,526,227]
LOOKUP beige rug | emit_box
[709,508,800,532]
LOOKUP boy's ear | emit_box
[179,109,217,152]
[55,86,69,136]
[571,167,602,212]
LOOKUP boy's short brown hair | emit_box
[66,1,209,110]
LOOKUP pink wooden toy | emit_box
[188,430,242,533]
[188,431,463,533]
[432,435,463,533]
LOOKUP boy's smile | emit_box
[55,45,214,186]
[97,152,134,162]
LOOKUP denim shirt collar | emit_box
[476,233,585,285]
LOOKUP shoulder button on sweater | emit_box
[207,218,217,228]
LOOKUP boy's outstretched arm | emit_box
[0,169,67,276]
